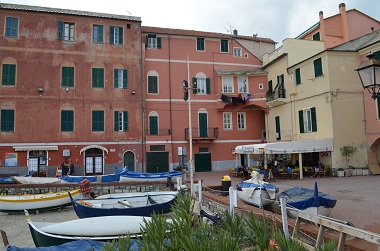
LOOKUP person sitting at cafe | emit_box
[312,160,325,178]
[237,165,248,177]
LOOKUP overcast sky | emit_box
[2,0,380,44]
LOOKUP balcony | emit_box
[147,128,171,136]
[185,127,219,142]
[266,88,286,106]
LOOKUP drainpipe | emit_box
[140,23,146,172]
[168,34,174,170]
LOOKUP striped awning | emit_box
[13,145,58,151]
[80,145,108,154]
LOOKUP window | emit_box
[196,37,205,51]
[92,110,104,132]
[221,39,228,53]
[314,58,323,77]
[5,17,18,37]
[114,69,128,88]
[2,64,16,85]
[312,32,320,41]
[275,116,281,140]
[295,68,301,85]
[377,98,380,119]
[147,34,161,49]
[62,67,74,87]
[110,26,123,45]
[61,110,74,132]
[114,111,128,132]
[58,21,74,41]
[268,80,273,92]
[1,109,14,132]
[237,112,246,130]
[238,76,248,93]
[222,76,233,93]
[223,112,232,130]
[92,68,104,88]
[299,107,317,133]
[147,71,158,93]
[258,83,263,89]
[93,25,104,43]
[192,75,210,94]
[233,47,242,57]
[148,112,158,135]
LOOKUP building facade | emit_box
[0,4,143,176]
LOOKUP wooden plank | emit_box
[1,230,9,246]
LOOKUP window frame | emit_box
[196,37,205,51]
[299,107,317,133]
[233,47,242,57]
[238,76,248,93]
[114,111,128,132]
[147,72,158,94]
[62,66,74,87]
[147,34,161,49]
[5,17,18,37]
[1,109,15,132]
[237,112,246,130]
[2,64,16,86]
[110,26,123,45]
[92,110,104,132]
[61,110,74,132]
[92,68,104,88]
[220,39,229,53]
[93,24,104,43]
[148,112,158,135]
[114,69,128,89]
[222,76,234,93]
[295,68,301,85]
[313,58,323,78]
[223,112,232,130]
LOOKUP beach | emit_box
[1,206,78,248]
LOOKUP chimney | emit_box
[233,29,238,37]
[339,3,349,42]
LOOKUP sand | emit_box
[1,206,78,248]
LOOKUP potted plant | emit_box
[340,145,358,173]
[337,168,345,177]
[362,166,369,176]
[356,167,363,176]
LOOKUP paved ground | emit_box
[193,171,380,235]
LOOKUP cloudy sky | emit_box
[2,0,380,44]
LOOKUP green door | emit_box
[195,153,211,172]
[199,113,208,137]
[146,152,169,173]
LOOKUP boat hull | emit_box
[237,188,275,207]
[120,171,183,182]
[70,191,177,218]
[0,189,81,213]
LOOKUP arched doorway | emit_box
[80,145,108,175]
[124,151,135,171]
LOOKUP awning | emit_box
[264,138,333,154]
[80,145,108,154]
[234,143,269,154]
[13,145,58,151]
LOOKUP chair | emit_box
[228,168,237,177]
[291,167,300,179]
[279,168,288,179]
[319,166,330,177]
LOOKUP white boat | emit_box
[24,210,170,247]
[119,170,183,182]
[277,182,337,218]
[235,171,278,207]
[11,176,61,184]
[0,189,82,213]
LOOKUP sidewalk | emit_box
[193,171,380,235]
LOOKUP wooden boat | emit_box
[0,189,82,213]
[24,210,157,247]
[69,191,177,218]
[277,182,337,218]
[236,171,278,207]
[11,176,61,184]
[60,167,129,183]
[119,170,183,182]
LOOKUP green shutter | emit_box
[123,111,128,131]
[123,69,128,88]
[98,25,104,43]
[206,78,211,94]
[114,111,119,131]
[268,80,273,91]
[61,110,73,132]
[295,68,301,85]
[148,76,158,93]
[312,32,320,41]
[275,116,281,140]
[58,21,64,40]
[114,69,118,88]
[157,37,161,49]
[377,99,380,119]
[2,64,16,85]
[374,50,380,60]
[299,110,304,133]
[1,109,15,132]
[110,26,114,44]
[311,107,317,132]
[314,58,323,77]
[118,27,123,44]
[149,116,158,135]
[192,77,197,94]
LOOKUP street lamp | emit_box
[355,52,380,99]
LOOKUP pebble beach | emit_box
[1,206,78,248]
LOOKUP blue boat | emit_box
[119,170,183,182]
[69,191,178,218]
[277,182,337,217]
[60,167,129,183]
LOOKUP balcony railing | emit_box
[266,88,286,103]
[185,127,219,141]
[147,128,171,136]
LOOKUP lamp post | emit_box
[355,52,380,99]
